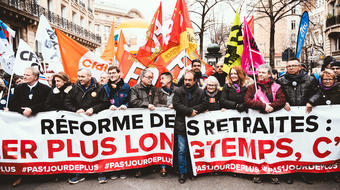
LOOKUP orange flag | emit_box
[115,31,127,64]
[56,29,110,83]
[101,19,115,62]
[248,16,254,35]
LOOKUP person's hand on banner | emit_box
[110,105,117,110]
[221,108,227,112]
[265,104,274,113]
[148,104,155,111]
[22,107,32,117]
[85,108,94,116]
[284,102,291,111]
[306,103,313,114]
[118,105,127,110]
[3,107,9,112]
[168,104,173,109]
[76,109,85,114]
[191,109,198,117]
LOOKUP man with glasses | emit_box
[129,68,158,177]
[213,62,227,86]
[277,57,321,184]
[330,61,340,82]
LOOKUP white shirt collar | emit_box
[27,81,38,90]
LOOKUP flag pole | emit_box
[5,72,14,109]
[244,18,258,94]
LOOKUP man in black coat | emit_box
[8,67,50,186]
[9,67,50,116]
[64,68,109,184]
[213,62,227,86]
[172,71,208,184]
[64,68,109,116]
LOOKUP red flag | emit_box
[160,0,197,64]
[241,17,264,76]
[135,2,163,66]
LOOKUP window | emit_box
[47,0,53,12]
[80,16,84,26]
[95,24,99,34]
[292,7,296,14]
[291,20,296,30]
[72,12,77,24]
[89,21,92,30]
[275,60,281,67]
[332,38,340,51]
[61,5,67,18]
[104,25,110,40]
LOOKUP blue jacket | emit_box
[103,79,130,107]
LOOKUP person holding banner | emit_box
[0,78,10,110]
[244,64,285,184]
[45,72,72,111]
[172,71,208,184]
[64,68,110,184]
[277,58,321,184]
[202,76,221,111]
[220,66,252,112]
[278,58,320,115]
[129,68,158,177]
[7,67,50,187]
[103,65,130,181]
[318,69,340,105]
[9,67,51,116]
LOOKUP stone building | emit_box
[325,0,340,60]
[0,0,101,57]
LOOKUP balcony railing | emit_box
[326,16,337,27]
[0,0,101,44]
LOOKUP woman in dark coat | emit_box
[318,69,340,105]
[45,72,72,111]
[203,76,221,111]
[220,66,253,112]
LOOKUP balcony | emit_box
[0,0,101,46]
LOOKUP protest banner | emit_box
[0,108,175,175]
[186,105,340,176]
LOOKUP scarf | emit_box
[319,81,337,91]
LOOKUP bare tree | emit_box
[249,0,313,68]
[209,13,230,53]
[188,0,226,57]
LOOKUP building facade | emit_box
[325,0,340,60]
[94,0,144,55]
[0,0,101,57]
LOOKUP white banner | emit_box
[36,15,63,72]
[186,105,340,175]
[13,39,43,75]
[0,108,175,175]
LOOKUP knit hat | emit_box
[331,61,340,67]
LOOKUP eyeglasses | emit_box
[144,76,153,80]
[286,65,299,68]
[322,78,335,81]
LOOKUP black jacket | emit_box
[64,78,109,113]
[129,83,158,108]
[213,72,227,86]
[45,85,72,111]
[204,89,221,111]
[172,84,208,135]
[9,82,50,114]
[318,84,340,105]
[277,70,321,106]
[220,83,248,112]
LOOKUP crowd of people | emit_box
[0,57,340,186]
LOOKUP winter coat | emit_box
[318,83,340,105]
[154,84,177,107]
[213,72,228,86]
[45,85,72,111]
[172,84,208,135]
[129,83,157,108]
[244,80,286,112]
[103,79,130,107]
[64,78,109,113]
[9,82,50,114]
[220,83,248,112]
[277,70,321,106]
[204,89,221,111]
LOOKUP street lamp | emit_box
[205,43,222,67]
